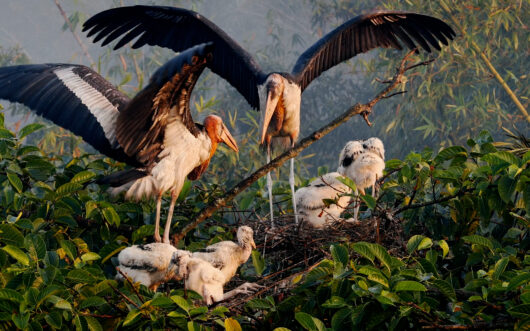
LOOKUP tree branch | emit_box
[174,50,428,244]
[53,0,96,69]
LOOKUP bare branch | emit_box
[53,0,96,69]
[174,50,431,244]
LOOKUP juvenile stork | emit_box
[0,43,239,244]
[295,172,353,228]
[339,138,385,222]
[192,226,256,282]
[83,5,456,226]
[185,257,262,305]
[116,243,191,291]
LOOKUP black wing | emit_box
[0,63,137,164]
[115,42,213,166]
[291,11,456,91]
[83,5,266,109]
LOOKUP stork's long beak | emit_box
[250,239,256,249]
[220,124,239,153]
[260,85,281,145]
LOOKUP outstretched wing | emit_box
[291,11,456,92]
[115,42,213,166]
[83,5,266,109]
[0,63,136,164]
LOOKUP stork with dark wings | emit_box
[83,6,456,225]
[0,43,239,244]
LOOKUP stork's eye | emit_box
[363,144,368,149]
[342,156,353,167]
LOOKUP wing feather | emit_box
[84,5,266,109]
[291,11,456,91]
[0,63,136,164]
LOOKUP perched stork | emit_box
[83,5,456,225]
[338,138,385,222]
[185,257,262,305]
[295,172,353,228]
[0,43,239,244]
[192,226,256,282]
[116,243,192,291]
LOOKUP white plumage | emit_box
[337,140,365,175]
[184,257,261,305]
[192,226,256,282]
[116,243,191,291]
[338,137,385,222]
[295,172,353,228]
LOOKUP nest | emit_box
[222,212,408,311]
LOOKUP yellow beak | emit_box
[220,124,239,153]
[260,88,281,145]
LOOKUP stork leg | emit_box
[222,282,263,301]
[289,157,299,225]
[266,144,275,227]
[353,188,360,222]
[153,192,163,243]
[162,191,179,244]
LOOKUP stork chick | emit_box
[340,138,385,222]
[185,257,262,305]
[295,172,353,228]
[192,226,256,282]
[116,243,191,291]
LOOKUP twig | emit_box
[395,188,471,214]
[174,50,429,244]
[117,267,145,303]
[53,0,96,69]
[109,282,140,309]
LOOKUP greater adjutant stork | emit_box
[0,43,239,244]
[82,5,456,225]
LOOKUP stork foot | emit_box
[344,218,361,225]
[153,233,162,243]
[235,282,263,295]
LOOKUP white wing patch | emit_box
[54,67,119,147]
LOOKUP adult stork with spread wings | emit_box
[83,6,455,225]
[0,43,239,244]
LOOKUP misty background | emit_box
[0,0,527,181]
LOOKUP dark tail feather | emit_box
[97,169,148,187]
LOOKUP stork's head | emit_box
[363,137,385,160]
[260,73,285,144]
[204,115,239,152]
[337,140,364,174]
[237,226,256,249]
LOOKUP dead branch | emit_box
[53,0,96,69]
[174,50,430,244]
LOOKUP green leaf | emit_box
[132,225,155,243]
[55,182,82,197]
[273,328,292,331]
[336,176,357,191]
[67,269,97,284]
[85,316,103,331]
[2,244,29,265]
[171,295,190,313]
[435,146,467,162]
[70,170,96,184]
[79,296,107,310]
[12,312,30,330]
[101,206,120,226]
[122,309,141,326]
[394,281,427,292]
[437,240,449,258]
[330,244,349,265]
[431,279,456,301]
[498,176,516,203]
[492,257,509,280]
[7,172,23,193]
[55,299,72,310]
[406,235,432,253]
[462,235,493,250]
[369,243,393,273]
[0,224,24,247]
[224,318,242,331]
[44,311,62,329]
[0,288,24,302]
[508,304,530,318]
[59,240,77,260]
[25,233,46,260]
[508,273,530,291]
[81,252,101,262]
[295,312,325,331]
[352,242,375,263]
[251,250,265,276]
[18,123,44,139]
[360,194,376,209]
[368,273,389,288]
